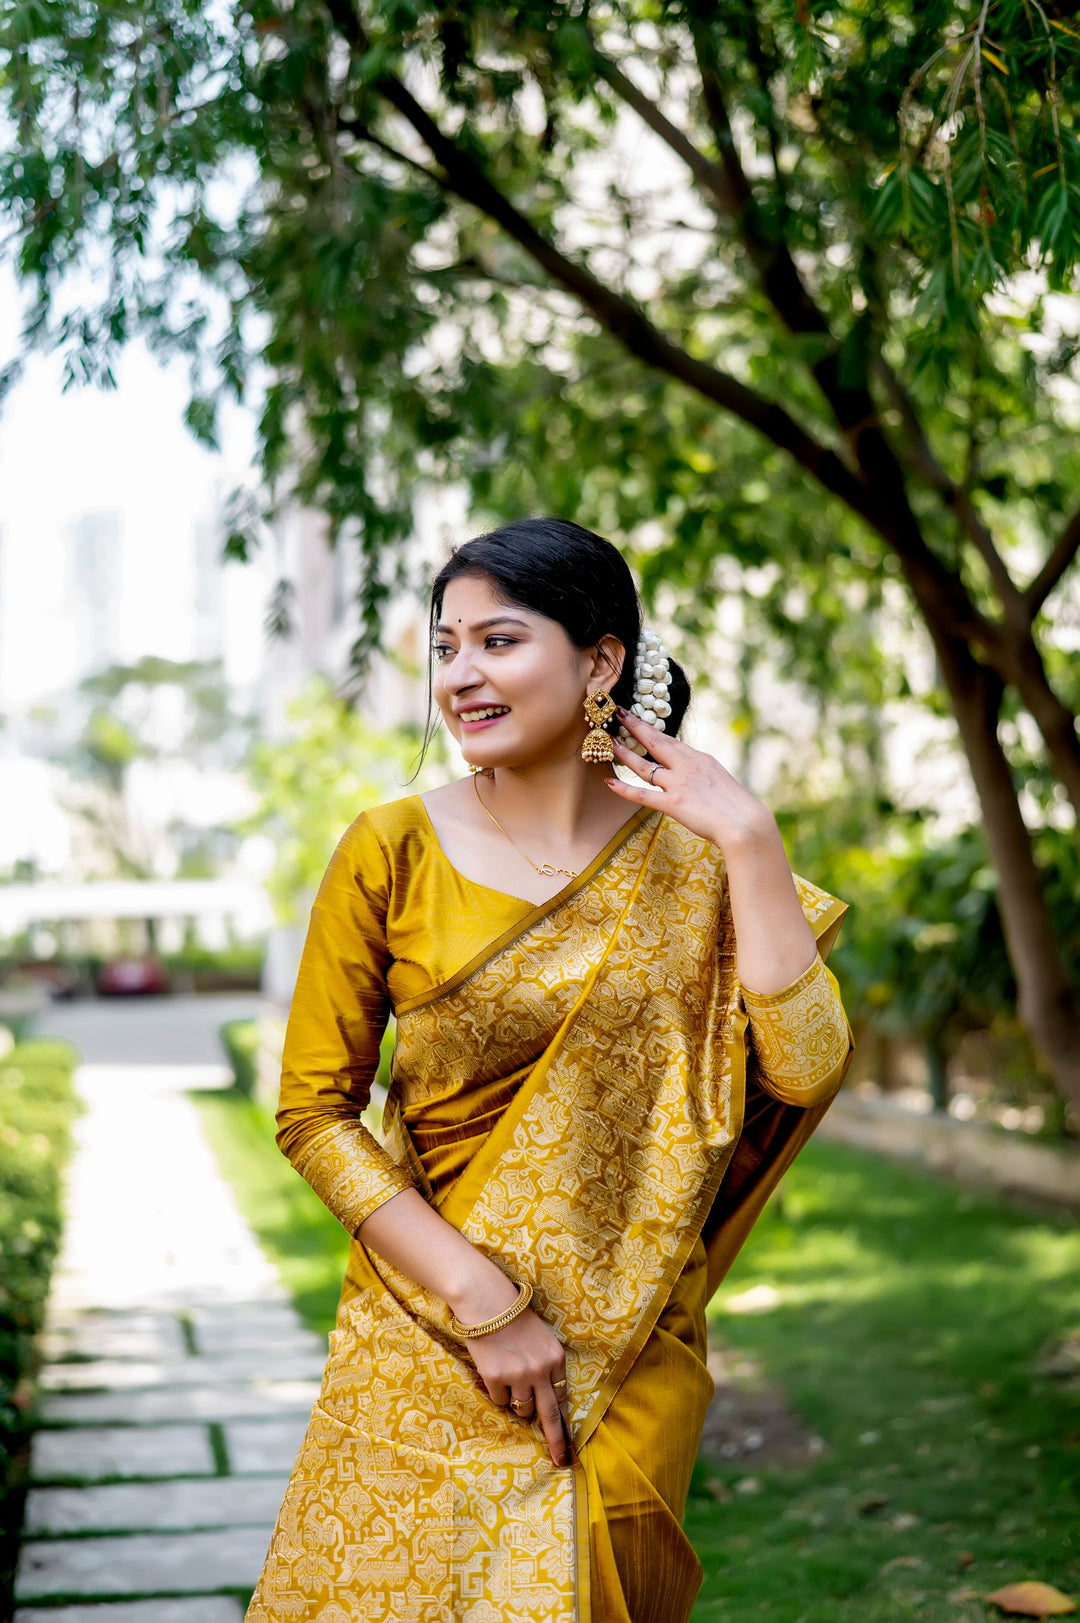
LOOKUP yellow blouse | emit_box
[275,795,851,1239]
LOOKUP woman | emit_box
[246,518,853,1623]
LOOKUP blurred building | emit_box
[258,495,455,742]
[256,488,466,1009]
[68,509,123,677]
[0,491,265,893]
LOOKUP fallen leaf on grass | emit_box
[984,1582,1077,1616]
[958,1552,976,1570]
[950,1589,984,1605]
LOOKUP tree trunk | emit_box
[925,1031,950,1114]
[933,636,1080,1114]
[1005,633,1080,825]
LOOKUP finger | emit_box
[603,771,663,803]
[509,1387,536,1421]
[615,707,681,764]
[534,1378,570,1468]
[611,737,659,782]
[484,1379,511,1408]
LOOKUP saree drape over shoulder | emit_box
[246,796,853,1623]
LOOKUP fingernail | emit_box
[615,705,629,717]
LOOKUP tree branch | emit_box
[586,50,742,222]
[336,114,438,185]
[686,10,901,477]
[679,23,830,342]
[873,359,1036,623]
[324,6,1012,662]
[324,8,873,519]
[1027,502,1080,616]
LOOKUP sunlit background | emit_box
[1,5,1079,1614]
[0,262,1068,1134]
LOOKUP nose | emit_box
[442,644,483,694]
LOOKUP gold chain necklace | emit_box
[472,773,578,879]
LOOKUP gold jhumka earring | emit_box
[581,689,617,764]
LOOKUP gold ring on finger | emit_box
[511,1398,532,1413]
[553,1379,568,1392]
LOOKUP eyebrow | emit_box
[434,616,530,634]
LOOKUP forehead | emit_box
[437,573,542,628]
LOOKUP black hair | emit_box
[414,517,691,771]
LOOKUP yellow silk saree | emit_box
[246,796,853,1623]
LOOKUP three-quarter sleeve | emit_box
[741,953,853,1107]
[275,812,414,1235]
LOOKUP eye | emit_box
[432,635,517,660]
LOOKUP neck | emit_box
[483,750,617,844]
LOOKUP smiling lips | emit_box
[458,706,511,730]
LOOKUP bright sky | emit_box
[0,269,271,713]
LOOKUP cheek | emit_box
[511,658,583,725]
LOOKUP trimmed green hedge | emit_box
[0,1037,81,1606]
[219,1018,260,1098]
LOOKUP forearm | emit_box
[719,816,817,994]
[357,1187,521,1323]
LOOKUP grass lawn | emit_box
[193,1089,1080,1623]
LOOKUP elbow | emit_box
[274,1100,336,1166]
[756,1023,855,1109]
[274,1094,364,1167]
[274,1107,304,1165]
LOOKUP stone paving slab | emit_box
[190,1327,324,1356]
[24,1474,290,1535]
[30,1423,216,1483]
[40,1351,327,1390]
[189,1302,306,1329]
[15,1599,245,1623]
[225,1415,311,1474]
[41,1314,189,1364]
[16,1025,311,1611]
[15,1525,272,1599]
[41,1378,321,1425]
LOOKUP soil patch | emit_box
[700,1337,825,1472]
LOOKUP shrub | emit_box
[0,1038,80,1604]
[219,1019,259,1097]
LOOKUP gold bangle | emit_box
[450,1280,533,1340]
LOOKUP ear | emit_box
[586,634,626,694]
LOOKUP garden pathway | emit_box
[14,997,321,1622]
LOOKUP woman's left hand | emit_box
[607,706,820,993]
[605,706,778,858]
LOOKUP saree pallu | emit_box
[246,799,852,1623]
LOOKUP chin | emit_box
[460,738,526,772]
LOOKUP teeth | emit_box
[460,706,510,721]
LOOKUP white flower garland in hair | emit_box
[617,629,672,757]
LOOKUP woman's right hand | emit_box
[466,1306,571,1468]
[451,1278,571,1473]
[356,1192,572,1467]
